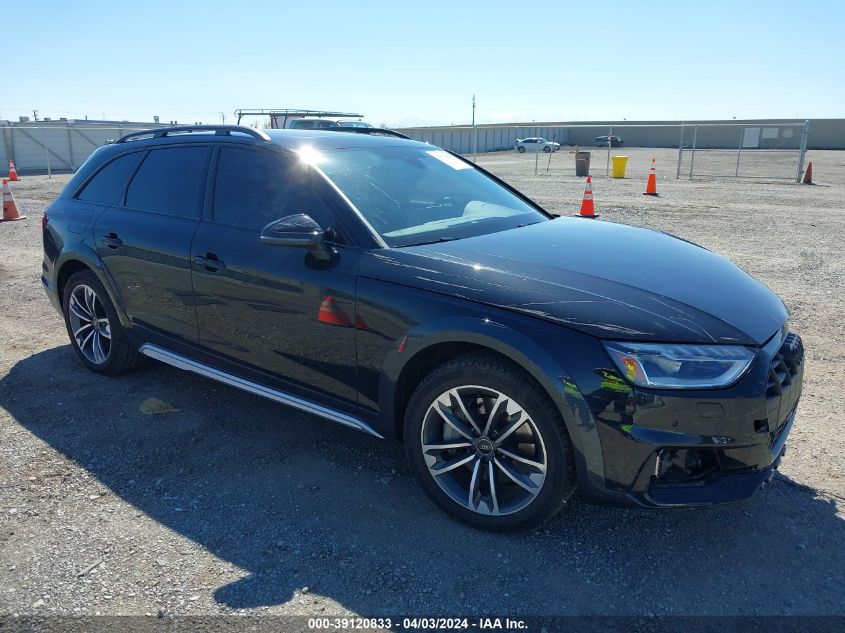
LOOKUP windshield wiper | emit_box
[404,236,458,247]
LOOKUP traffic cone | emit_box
[579,176,597,218]
[802,161,813,185]
[8,160,19,181]
[2,179,26,222]
[643,157,659,196]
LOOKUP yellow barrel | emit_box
[611,155,629,179]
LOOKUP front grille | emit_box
[766,333,804,400]
[765,332,804,448]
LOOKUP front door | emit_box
[191,145,359,408]
[94,145,210,344]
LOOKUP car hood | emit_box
[361,217,787,345]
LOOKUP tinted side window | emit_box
[213,147,335,233]
[125,146,209,217]
[77,152,142,204]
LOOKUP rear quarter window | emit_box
[76,152,143,204]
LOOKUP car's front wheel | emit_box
[517,146,526,153]
[543,145,552,153]
[404,354,576,530]
[62,270,145,375]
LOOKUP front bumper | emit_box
[570,330,804,508]
[643,409,793,507]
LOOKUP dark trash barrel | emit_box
[575,151,591,177]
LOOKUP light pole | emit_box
[472,94,477,162]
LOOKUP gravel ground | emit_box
[1,149,843,618]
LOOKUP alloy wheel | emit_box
[420,385,547,516]
[67,284,111,364]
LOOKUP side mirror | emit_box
[260,214,333,260]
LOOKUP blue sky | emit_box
[5,0,842,126]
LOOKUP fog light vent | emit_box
[653,448,719,483]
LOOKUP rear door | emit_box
[191,145,360,407]
[69,150,144,246]
[94,145,210,344]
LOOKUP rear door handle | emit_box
[194,253,225,271]
[101,233,123,248]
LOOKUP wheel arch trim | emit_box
[379,316,607,492]
[54,249,131,327]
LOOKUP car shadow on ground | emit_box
[2,345,843,615]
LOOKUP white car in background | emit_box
[515,137,560,153]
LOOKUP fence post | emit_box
[735,126,744,177]
[67,127,75,170]
[676,124,684,178]
[606,126,612,178]
[688,125,698,180]
[43,127,52,178]
[9,128,17,169]
[796,120,811,183]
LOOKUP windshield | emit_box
[313,146,548,247]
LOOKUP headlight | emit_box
[602,342,755,389]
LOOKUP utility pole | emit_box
[33,109,39,122]
[220,112,226,124]
[472,94,477,162]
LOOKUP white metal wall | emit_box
[398,126,569,154]
[1,125,154,175]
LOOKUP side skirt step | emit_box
[138,343,384,439]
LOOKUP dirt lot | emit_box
[1,148,843,618]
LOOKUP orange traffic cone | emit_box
[579,176,597,218]
[802,161,813,185]
[643,157,659,196]
[8,160,19,181]
[2,179,26,222]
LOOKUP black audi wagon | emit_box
[42,125,803,529]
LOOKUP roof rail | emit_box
[114,125,270,144]
[329,128,411,140]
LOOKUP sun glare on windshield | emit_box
[318,146,547,247]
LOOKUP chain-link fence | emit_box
[676,121,809,181]
[2,121,811,182]
[399,125,570,155]
[400,122,813,182]
[1,125,156,176]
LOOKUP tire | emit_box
[517,146,526,153]
[404,353,576,530]
[543,146,552,153]
[62,269,145,375]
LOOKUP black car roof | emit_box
[264,129,428,151]
[110,125,426,153]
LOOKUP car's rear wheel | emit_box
[404,354,576,530]
[517,146,526,153]
[62,270,145,375]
